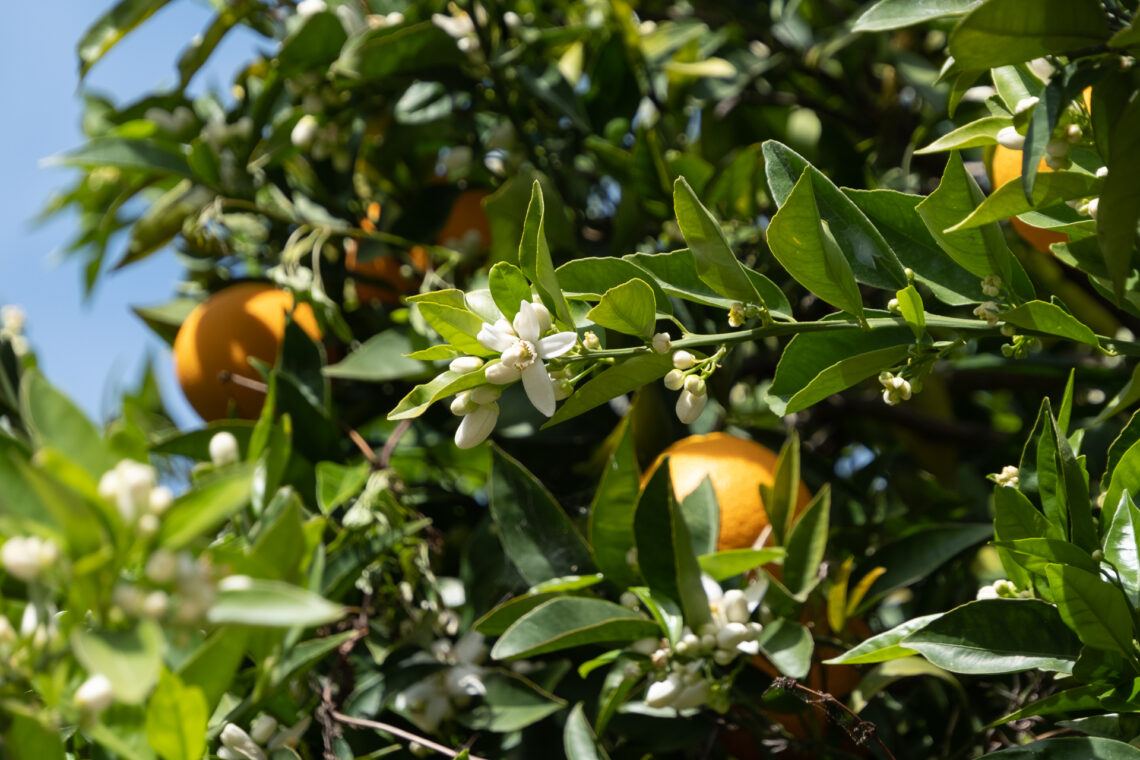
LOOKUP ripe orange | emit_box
[174,282,321,421]
[988,144,1068,253]
[346,241,430,304]
[436,189,491,251]
[644,433,812,551]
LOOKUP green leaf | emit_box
[587,420,642,589]
[915,115,1013,154]
[845,188,987,305]
[634,462,711,627]
[586,279,657,339]
[488,262,534,323]
[6,714,66,760]
[474,592,566,636]
[756,619,813,679]
[556,258,673,314]
[151,421,256,460]
[852,0,982,32]
[145,670,208,760]
[992,64,1045,113]
[176,627,248,711]
[207,579,344,628]
[490,446,595,585]
[177,4,250,88]
[333,21,464,80]
[545,352,673,427]
[387,368,488,420]
[860,523,993,601]
[1001,301,1099,346]
[490,597,661,660]
[156,463,255,549]
[624,249,791,314]
[414,302,491,356]
[72,620,164,704]
[825,614,942,665]
[948,0,1111,70]
[766,171,864,320]
[763,141,907,290]
[994,485,1054,587]
[118,181,212,269]
[903,599,1081,674]
[672,177,760,305]
[916,151,1021,291]
[1104,493,1140,607]
[20,369,115,479]
[1104,437,1140,529]
[985,737,1140,759]
[564,702,612,760]
[316,461,371,515]
[278,11,347,73]
[1046,564,1136,656]
[949,171,1103,231]
[895,285,926,339]
[46,137,193,179]
[78,0,173,76]
[519,181,573,327]
[323,329,431,382]
[461,672,566,733]
[766,326,914,416]
[680,477,719,558]
[781,485,830,597]
[1098,92,1140,302]
[697,548,785,581]
[995,538,1100,576]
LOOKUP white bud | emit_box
[1014,96,1039,114]
[672,350,696,370]
[449,356,484,374]
[630,637,658,656]
[531,301,552,333]
[218,574,255,592]
[2,537,43,582]
[683,375,706,395]
[620,591,640,610]
[221,724,267,760]
[484,362,519,385]
[138,513,160,537]
[290,114,319,147]
[455,402,499,449]
[295,0,327,19]
[1045,138,1070,158]
[209,432,240,467]
[671,679,710,710]
[651,332,672,354]
[700,634,717,651]
[583,331,600,350]
[664,369,685,391]
[713,649,736,665]
[75,674,114,716]
[676,389,708,424]
[1087,197,1099,221]
[976,584,1000,600]
[250,714,279,745]
[645,674,683,708]
[450,391,476,416]
[148,486,173,515]
[469,386,501,405]
[1096,166,1109,178]
[1065,124,1082,144]
[141,591,169,619]
[886,298,900,313]
[146,550,178,584]
[717,622,751,650]
[721,589,750,624]
[996,126,1025,150]
[20,604,38,637]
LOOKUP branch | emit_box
[331,711,489,760]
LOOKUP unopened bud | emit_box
[664,369,685,391]
[449,356,484,374]
[645,674,683,708]
[683,375,706,395]
[996,126,1025,150]
[672,350,696,370]
[75,674,114,716]
[209,432,240,467]
[652,332,671,354]
[675,389,708,424]
[583,331,600,350]
[250,714,279,745]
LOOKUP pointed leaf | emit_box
[491,597,661,660]
[519,181,573,326]
[782,486,830,597]
[1046,564,1135,656]
[586,279,657,339]
[146,670,208,760]
[588,420,642,588]
[825,614,942,665]
[672,177,760,305]
[852,0,981,32]
[948,0,1110,70]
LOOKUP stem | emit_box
[331,711,489,760]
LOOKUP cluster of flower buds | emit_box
[981,276,1002,298]
[992,465,1019,488]
[1,535,59,583]
[976,578,1031,601]
[972,301,1002,327]
[393,631,490,733]
[0,305,28,356]
[878,372,912,406]
[130,549,218,624]
[432,5,483,54]
[218,714,312,760]
[98,459,174,534]
[664,350,710,424]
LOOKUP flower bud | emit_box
[886,298,900,314]
[221,724,267,760]
[583,331,600,350]
[553,379,573,400]
[672,350,696,370]
[1014,96,1039,114]
[531,301,553,333]
[1087,197,1099,221]
[683,375,706,395]
[455,402,499,449]
[651,332,671,354]
[141,591,169,619]
[469,386,501,405]
[290,114,319,147]
[250,714,279,745]
[75,674,114,716]
[996,126,1025,150]
[675,389,708,424]
[484,362,518,385]
[713,649,736,665]
[1065,124,1082,144]
[664,369,685,391]
[1045,138,1070,158]
[716,622,751,651]
[146,550,178,584]
[209,432,240,467]
[620,591,640,610]
[148,486,173,515]
[645,674,683,708]
[449,356,484,374]
[671,679,710,710]
[721,589,750,624]
[2,537,44,582]
[138,513,160,537]
[450,391,476,416]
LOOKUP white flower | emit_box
[209,432,240,467]
[996,126,1025,150]
[99,459,159,522]
[879,373,912,406]
[476,301,577,417]
[296,0,326,18]
[75,674,114,716]
[221,723,267,760]
[646,673,683,708]
[652,332,672,354]
[994,465,1019,488]
[672,350,696,370]
[728,303,746,328]
[676,389,707,424]
[1087,197,1099,221]
[2,536,53,582]
[664,369,685,391]
[973,301,1002,326]
[432,12,475,38]
[671,679,711,710]
[582,330,600,350]
[1,305,26,334]
[981,275,1002,298]
[290,114,318,147]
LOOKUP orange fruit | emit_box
[346,241,430,304]
[644,433,812,551]
[989,144,1069,253]
[435,189,491,251]
[174,282,321,421]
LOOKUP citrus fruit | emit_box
[644,433,812,551]
[346,241,430,304]
[436,189,491,252]
[988,144,1068,253]
[174,282,321,421]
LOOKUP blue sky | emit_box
[0,1,262,427]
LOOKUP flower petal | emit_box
[477,323,514,353]
[455,403,499,449]
[521,362,556,417]
[537,331,577,359]
[513,300,540,342]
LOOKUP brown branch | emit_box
[331,711,489,760]
[379,418,413,468]
[765,677,897,760]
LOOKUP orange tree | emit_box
[6,1,1140,758]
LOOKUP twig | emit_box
[765,677,897,760]
[341,422,381,468]
[331,710,489,760]
[219,371,268,393]
[379,418,413,468]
